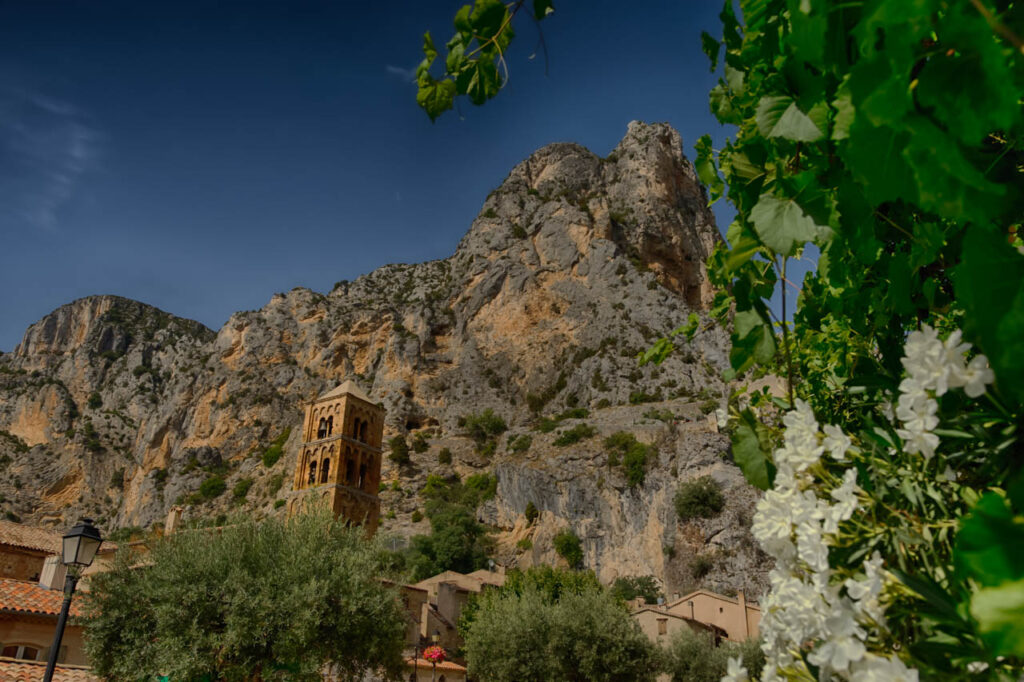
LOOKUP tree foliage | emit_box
[660,628,764,682]
[552,527,583,569]
[609,575,663,605]
[462,578,657,682]
[81,511,406,681]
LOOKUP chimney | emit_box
[672,592,680,601]
[165,505,184,535]
[738,590,750,638]
[39,556,67,591]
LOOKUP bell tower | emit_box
[286,380,384,534]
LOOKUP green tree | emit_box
[81,511,406,681]
[463,583,657,682]
[387,434,410,465]
[406,498,493,581]
[661,628,764,682]
[673,476,725,521]
[610,575,662,605]
[552,528,583,569]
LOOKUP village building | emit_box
[640,589,761,643]
[0,520,113,680]
[286,381,384,532]
[631,604,724,645]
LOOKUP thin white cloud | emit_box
[385,64,418,84]
[0,86,102,231]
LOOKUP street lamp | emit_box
[423,630,443,682]
[44,518,102,682]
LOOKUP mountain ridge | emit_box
[0,121,769,597]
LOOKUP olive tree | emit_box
[81,511,407,681]
[463,581,657,682]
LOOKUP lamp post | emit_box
[426,630,442,682]
[43,518,102,682]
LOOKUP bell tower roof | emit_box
[318,379,372,404]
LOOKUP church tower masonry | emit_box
[286,380,383,534]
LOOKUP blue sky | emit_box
[0,1,775,352]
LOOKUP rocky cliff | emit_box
[0,122,769,597]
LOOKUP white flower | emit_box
[796,520,829,573]
[722,657,750,682]
[961,355,994,398]
[822,424,852,461]
[849,653,919,682]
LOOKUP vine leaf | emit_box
[732,408,773,490]
[755,95,825,142]
[954,225,1024,401]
[694,135,724,202]
[730,309,776,373]
[749,193,823,256]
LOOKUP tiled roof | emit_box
[0,521,61,554]
[0,657,96,681]
[405,657,467,672]
[319,380,372,403]
[0,579,83,617]
[0,520,117,555]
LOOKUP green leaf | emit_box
[422,31,439,64]
[694,135,724,201]
[532,0,555,20]
[749,193,823,256]
[470,0,508,40]
[756,95,825,142]
[701,31,720,70]
[971,579,1024,657]
[956,493,1024,587]
[454,5,473,34]
[832,78,854,141]
[731,308,776,372]
[416,78,456,122]
[953,224,1024,401]
[455,59,500,105]
[732,408,773,490]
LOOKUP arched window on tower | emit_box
[351,418,361,439]
[308,461,317,485]
[346,458,356,486]
[317,418,327,439]
[358,463,367,489]
[320,458,330,483]
[326,416,333,436]
[360,420,368,442]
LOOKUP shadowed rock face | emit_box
[0,122,770,597]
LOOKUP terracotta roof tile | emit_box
[0,521,61,554]
[405,658,467,672]
[0,520,117,556]
[0,579,83,617]
[0,657,97,681]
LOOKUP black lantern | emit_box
[61,518,103,568]
[45,518,103,682]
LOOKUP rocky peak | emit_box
[0,123,768,598]
[15,295,213,367]
[457,121,719,309]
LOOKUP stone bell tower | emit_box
[286,380,384,534]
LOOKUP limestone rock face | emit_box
[0,122,769,597]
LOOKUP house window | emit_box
[2,644,40,660]
[657,618,667,635]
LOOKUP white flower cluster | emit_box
[896,326,993,459]
[724,326,994,682]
